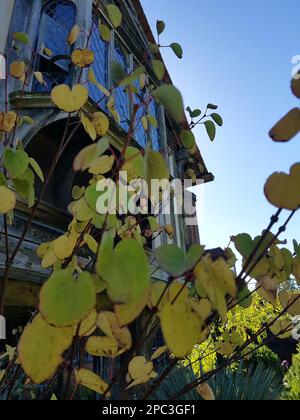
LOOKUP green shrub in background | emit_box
[282,346,300,400]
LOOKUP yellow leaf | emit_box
[287,293,300,316]
[197,383,215,401]
[278,290,289,309]
[151,345,167,361]
[67,25,80,45]
[0,186,16,214]
[88,155,114,175]
[84,233,98,253]
[88,68,111,97]
[71,49,94,68]
[189,298,212,320]
[264,163,300,210]
[270,318,292,339]
[75,309,97,337]
[194,256,236,321]
[257,276,278,306]
[52,234,77,260]
[97,311,132,354]
[34,71,46,86]
[10,61,26,79]
[269,108,300,142]
[75,369,111,396]
[44,48,53,57]
[141,116,148,132]
[126,356,157,389]
[73,139,109,172]
[92,112,110,137]
[51,84,88,113]
[18,314,73,384]
[0,112,17,132]
[71,197,96,222]
[41,250,58,269]
[80,113,97,141]
[85,336,118,357]
[159,299,202,359]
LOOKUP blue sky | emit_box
[142,0,300,250]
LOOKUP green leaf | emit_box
[156,245,186,277]
[181,129,196,149]
[118,66,145,87]
[39,270,96,327]
[211,113,223,126]
[29,158,44,182]
[143,148,169,190]
[99,21,111,42]
[146,114,158,129]
[293,240,300,257]
[106,4,122,28]
[207,103,218,110]
[111,61,126,84]
[148,216,158,232]
[13,32,30,45]
[152,85,185,125]
[204,120,216,142]
[185,245,205,271]
[237,287,253,309]
[156,20,166,36]
[97,238,150,325]
[231,233,254,259]
[3,149,29,178]
[152,60,165,80]
[0,173,7,186]
[170,43,183,59]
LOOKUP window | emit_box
[148,98,161,150]
[89,19,109,110]
[133,81,147,148]
[114,41,130,132]
[34,0,76,92]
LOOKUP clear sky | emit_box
[142,0,300,250]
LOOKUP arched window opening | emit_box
[25,119,93,213]
[34,0,76,93]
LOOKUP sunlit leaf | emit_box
[181,129,196,149]
[51,84,88,113]
[13,32,30,45]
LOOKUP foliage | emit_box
[0,2,300,401]
[154,363,283,401]
[282,345,300,400]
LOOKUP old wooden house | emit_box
[0,0,213,375]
